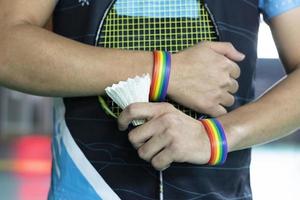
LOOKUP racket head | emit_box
[95,0,219,119]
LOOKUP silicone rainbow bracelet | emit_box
[149,51,171,101]
[200,118,228,165]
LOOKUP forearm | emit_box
[0,23,152,97]
[220,67,300,152]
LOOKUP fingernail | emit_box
[239,52,246,60]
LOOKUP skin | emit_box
[118,8,300,170]
[1,1,299,170]
[0,0,244,117]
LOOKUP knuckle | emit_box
[159,132,169,140]
[128,132,136,144]
[228,95,235,106]
[235,66,241,78]
[161,112,178,124]
[138,147,147,160]
[161,102,174,111]
[225,59,237,73]
[231,64,241,78]
[125,104,136,116]
[170,142,179,153]
[235,82,240,91]
[214,89,223,100]
[165,129,175,140]
[117,116,123,126]
[210,111,219,118]
[219,76,231,88]
[217,107,228,116]
[232,81,239,93]
[152,156,170,171]
[200,41,210,46]
[220,109,228,115]
[224,57,233,66]
[225,77,232,87]
[219,58,231,71]
[224,42,234,49]
[151,157,162,170]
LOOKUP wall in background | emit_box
[0,89,53,136]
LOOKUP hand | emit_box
[118,102,211,171]
[169,41,245,117]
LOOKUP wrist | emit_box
[217,115,241,153]
[199,121,212,164]
[200,118,228,165]
[167,52,181,98]
[149,50,171,101]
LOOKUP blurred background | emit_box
[0,19,299,200]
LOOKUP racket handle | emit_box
[159,171,164,200]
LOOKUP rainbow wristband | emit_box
[149,51,171,101]
[200,118,228,165]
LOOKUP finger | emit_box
[138,133,172,162]
[203,42,245,61]
[227,60,241,79]
[118,102,171,131]
[151,148,174,171]
[228,79,239,94]
[209,105,227,117]
[220,93,235,107]
[128,118,166,149]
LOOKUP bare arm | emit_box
[221,7,300,151]
[0,0,244,117]
[116,8,300,170]
[0,0,152,97]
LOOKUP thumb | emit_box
[202,42,245,61]
[118,102,162,131]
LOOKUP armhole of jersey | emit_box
[259,0,300,22]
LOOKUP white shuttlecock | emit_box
[105,74,151,126]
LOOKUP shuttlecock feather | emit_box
[105,74,151,126]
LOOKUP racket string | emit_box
[97,1,217,199]
[98,1,217,119]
